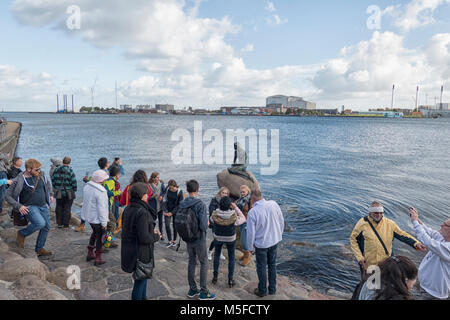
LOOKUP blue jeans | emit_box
[255,244,278,295]
[131,279,147,300]
[213,240,236,280]
[20,205,50,252]
[239,223,249,251]
[114,201,120,222]
[0,171,6,211]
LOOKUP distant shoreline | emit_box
[20,111,436,119]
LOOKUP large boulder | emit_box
[10,275,68,300]
[216,169,260,199]
[0,228,18,243]
[0,257,50,282]
[0,240,9,254]
[47,267,70,290]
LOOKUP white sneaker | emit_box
[220,253,226,260]
[208,250,213,261]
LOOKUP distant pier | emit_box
[0,121,22,161]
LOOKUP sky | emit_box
[0,0,449,111]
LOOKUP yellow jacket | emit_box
[350,216,421,266]
[104,178,121,211]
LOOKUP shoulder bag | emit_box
[12,175,41,226]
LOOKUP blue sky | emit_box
[0,0,449,111]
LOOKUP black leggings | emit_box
[89,223,105,252]
[164,214,177,242]
[209,239,216,251]
[157,211,164,237]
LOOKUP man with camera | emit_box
[410,207,450,300]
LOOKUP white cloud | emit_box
[7,0,450,111]
[265,1,276,12]
[0,65,57,110]
[240,44,254,53]
[263,1,287,26]
[383,0,450,32]
[312,31,450,108]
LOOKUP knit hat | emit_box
[92,170,109,183]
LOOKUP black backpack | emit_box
[174,205,200,243]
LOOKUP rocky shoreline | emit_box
[0,205,351,300]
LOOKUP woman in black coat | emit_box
[121,182,162,300]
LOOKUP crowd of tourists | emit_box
[1,154,448,301]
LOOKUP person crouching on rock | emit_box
[210,196,246,288]
[5,159,54,257]
[121,182,162,300]
[81,170,110,266]
[208,187,230,261]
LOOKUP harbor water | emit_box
[6,112,450,293]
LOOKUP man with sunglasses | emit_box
[350,201,426,280]
[410,207,450,300]
[6,159,54,257]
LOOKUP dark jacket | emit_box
[161,189,184,213]
[7,166,22,180]
[121,199,160,273]
[51,165,77,198]
[179,196,208,245]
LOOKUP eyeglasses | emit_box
[33,168,41,172]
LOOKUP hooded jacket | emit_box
[179,196,208,245]
[350,216,421,266]
[211,209,237,242]
[80,181,109,227]
[49,158,63,179]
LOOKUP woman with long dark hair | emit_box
[114,170,153,235]
[374,256,418,300]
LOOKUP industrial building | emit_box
[155,104,175,113]
[266,95,316,111]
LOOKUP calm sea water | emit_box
[6,112,450,293]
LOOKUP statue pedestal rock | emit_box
[216,169,260,200]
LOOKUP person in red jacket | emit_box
[115,170,152,234]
